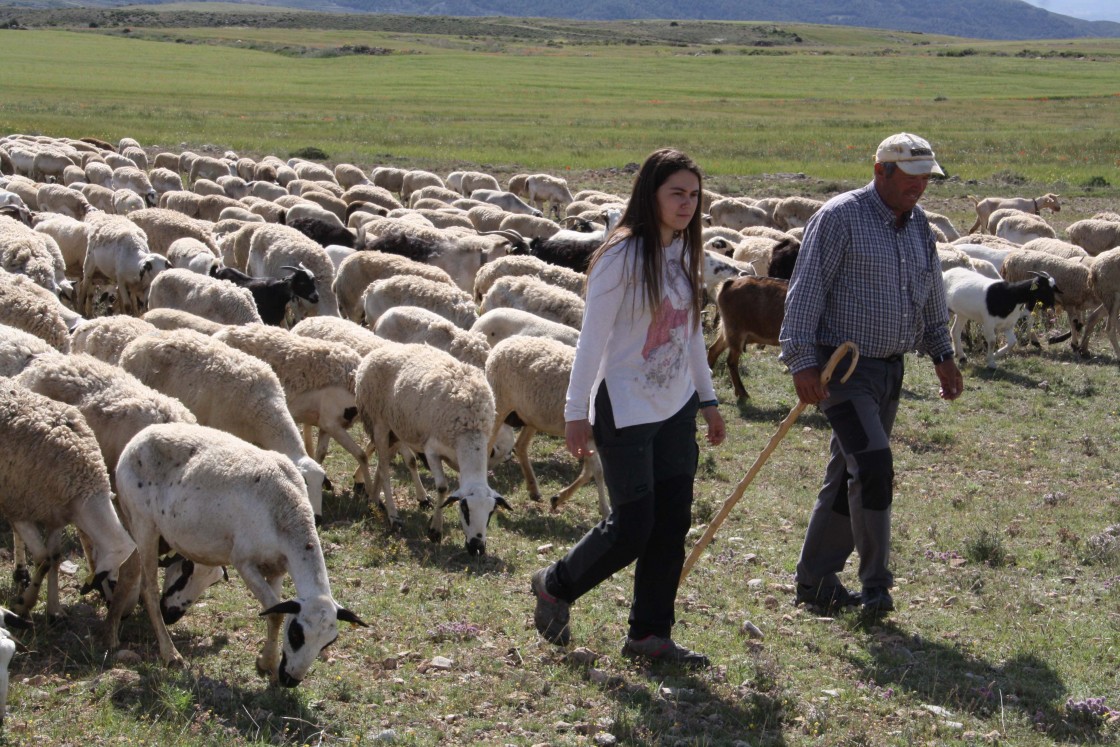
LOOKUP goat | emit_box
[210,264,319,326]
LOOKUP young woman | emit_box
[530,148,726,667]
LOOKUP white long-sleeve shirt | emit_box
[564,235,717,428]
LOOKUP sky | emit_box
[1019,0,1120,22]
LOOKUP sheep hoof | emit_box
[11,566,30,593]
[418,496,433,509]
[427,528,443,544]
[548,495,563,512]
[254,655,275,679]
[352,482,367,499]
[167,653,187,670]
[529,493,542,503]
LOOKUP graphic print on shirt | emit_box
[640,256,691,389]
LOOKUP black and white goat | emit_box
[210,264,319,326]
[943,267,1062,369]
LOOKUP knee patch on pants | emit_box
[854,448,894,510]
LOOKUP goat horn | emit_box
[478,229,527,247]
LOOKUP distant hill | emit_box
[2,0,1120,39]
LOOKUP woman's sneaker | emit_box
[531,568,570,645]
[621,635,710,668]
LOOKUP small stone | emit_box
[59,560,79,575]
[593,734,618,746]
[943,721,964,730]
[565,647,599,665]
[741,620,764,640]
[381,656,398,670]
[537,543,554,554]
[744,553,758,563]
[430,656,453,670]
[747,578,763,588]
[588,668,609,685]
[113,649,142,666]
[822,689,841,697]
[553,721,573,732]
[923,704,952,717]
[763,595,780,610]
[399,581,410,594]
[370,729,397,742]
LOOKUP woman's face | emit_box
[656,169,700,244]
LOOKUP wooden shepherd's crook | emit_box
[680,341,860,584]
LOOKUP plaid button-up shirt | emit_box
[779,181,954,374]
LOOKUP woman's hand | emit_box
[701,405,726,446]
[565,419,595,458]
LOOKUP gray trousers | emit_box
[795,348,903,591]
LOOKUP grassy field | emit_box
[1,21,1120,187]
[1,14,1119,747]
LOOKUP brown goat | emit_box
[706,276,788,399]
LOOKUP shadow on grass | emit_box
[559,652,791,747]
[845,618,1108,742]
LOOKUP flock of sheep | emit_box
[1,131,1119,720]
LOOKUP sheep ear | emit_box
[495,494,512,511]
[260,600,301,617]
[443,492,461,508]
[336,607,369,628]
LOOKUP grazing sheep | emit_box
[334,163,369,190]
[0,269,73,351]
[478,274,584,329]
[342,184,403,212]
[0,322,60,376]
[0,217,69,297]
[486,207,621,272]
[27,216,82,282]
[35,183,91,220]
[452,171,501,196]
[127,207,221,257]
[374,305,490,370]
[472,254,584,303]
[967,193,1061,234]
[148,167,183,197]
[212,323,374,497]
[119,330,327,517]
[160,190,204,219]
[111,166,157,207]
[290,315,384,356]
[141,307,227,335]
[1085,246,1120,358]
[114,422,367,685]
[71,315,159,364]
[147,268,264,325]
[470,308,580,348]
[470,188,542,217]
[218,221,267,270]
[1020,237,1089,261]
[79,215,170,315]
[332,250,456,322]
[525,174,574,219]
[0,381,139,641]
[188,155,232,185]
[485,335,607,516]
[361,274,478,330]
[359,220,501,294]
[247,224,340,317]
[370,166,407,196]
[1067,218,1120,257]
[707,197,768,231]
[943,266,1062,368]
[164,237,218,276]
[400,170,444,202]
[772,196,823,231]
[995,212,1057,245]
[925,210,962,242]
[111,189,145,215]
[706,276,787,399]
[355,342,510,551]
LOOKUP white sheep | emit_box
[995,212,1057,245]
[146,268,263,325]
[118,329,327,517]
[148,167,183,197]
[470,188,542,217]
[212,323,374,499]
[707,197,768,231]
[141,307,227,335]
[0,322,60,376]
[472,254,584,303]
[0,217,69,297]
[1085,246,1120,358]
[355,342,510,552]
[400,170,444,202]
[111,166,157,207]
[71,315,159,364]
[1067,219,1120,257]
[0,381,139,641]
[479,274,584,329]
[126,207,221,257]
[330,251,450,322]
[114,422,367,684]
[342,183,403,213]
[0,269,74,351]
[188,155,233,185]
[111,189,145,215]
[166,236,220,274]
[361,274,478,330]
[485,335,607,516]
[467,204,508,232]
[470,307,580,348]
[525,174,574,218]
[771,196,823,230]
[247,224,340,317]
[35,183,92,220]
[374,305,490,370]
[79,214,170,316]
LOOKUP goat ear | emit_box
[221,566,230,582]
[495,494,512,511]
[260,600,302,617]
[443,492,461,508]
[3,611,32,631]
[336,607,369,627]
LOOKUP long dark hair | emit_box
[587,148,705,324]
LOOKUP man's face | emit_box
[874,163,930,217]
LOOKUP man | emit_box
[778,132,964,616]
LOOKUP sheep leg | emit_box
[102,549,140,653]
[10,534,29,594]
[399,446,431,508]
[425,449,451,544]
[1078,303,1108,357]
[551,450,608,519]
[318,418,374,499]
[9,523,48,617]
[949,314,967,363]
[511,426,540,502]
[130,519,186,668]
[371,426,402,532]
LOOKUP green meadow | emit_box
[1,23,1119,186]
[1,15,1119,747]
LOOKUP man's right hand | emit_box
[793,367,828,405]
